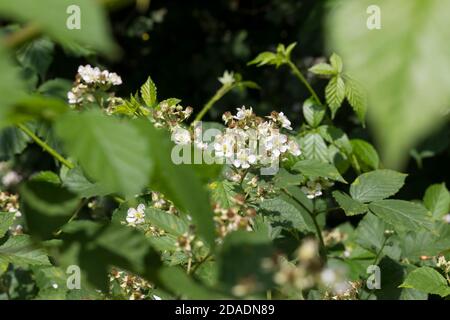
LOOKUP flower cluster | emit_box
[151,101,193,130]
[109,268,153,300]
[212,106,300,170]
[213,194,256,239]
[0,192,21,218]
[436,256,450,274]
[301,178,334,199]
[67,65,122,108]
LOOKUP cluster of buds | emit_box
[67,65,122,109]
[151,191,178,214]
[0,192,21,218]
[323,229,348,247]
[151,101,193,130]
[213,194,256,239]
[323,280,362,300]
[213,106,300,170]
[301,178,334,199]
[109,268,152,300]
[176,230,196,255]
[436,255,450,274]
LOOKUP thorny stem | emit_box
[54,199,88,236]
[282,188,327,262]
[17,123,75,169]
[194,84,234,122]
[286,60,323,107]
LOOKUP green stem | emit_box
[286,60,323,106]
[194,84,233,122]
[282,188,327,261]
[17,123,74,169]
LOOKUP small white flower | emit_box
[126,204,146,226]
[234,106,253,120]
[264,132,288,157]
[51,283,59,289]
[2,171,22,187]
[321,268,337,286]
[172,127,191,145]
[108,72,122,85]
[218,71,235,86]
[153,295,162,300]
[443,214,450,224]
[287,139,301,156]
[278,112,293,130]
[232,149,257,169]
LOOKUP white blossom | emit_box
[172,127,191,145]
[126,204,146,226]
[278,112,293,130]
[234,106,253,120]
[2,171,22,187]
[218,70,235,86]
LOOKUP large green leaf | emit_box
[20,179,80,240]
[259,194,315,233]
[16,37,54,79]
[55,110,153,196]
[210,180,238,209]
[299,132,329,162]
[58,221,161,291]
[350,139,379,171]
[350,170,406,203]
[0,47,26,127]
[332,191,367,216]
[400,267,450,297]
[145,208,189,237]
[327,0,450,168]
[423,183,450,219]
[0,235,51,267]
[0,212,15,238]
[354,213,400,260]
[293,159,346,183]
[369,200,434,233]
[0,0,117,56]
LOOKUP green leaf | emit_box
[325,75,345,117]
[330,53,343,73]
[145,208,189,237]
[16,37,54,79]
[350,139,379,170]
[401,267,450,297]
[0,126,30,160]
[140,76,158,107]
[303,98,326,127]
[60,166,111,198]
[55,110,153,196]
[350,169,407,203]
[423,183,450,219]
[59,221,161,291]
[369,200,434,233]
[308,63,336,76]
[158,266,225,299]
[20,180,80,240]
[299,132,329,162]
[400,226,450,262]
[38,78,73,101]
[293,159,346,183]
[354,213,400,260]
[0,0,118,57]
[332,191,367,216]
[344,76,366,124]
[210,180,237,209]
[328,0,450,168]
[259,195,315,233]
[0,235,51,267]
[248,52,280,67]
[0,47,26,127]
[0,212,15,238]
